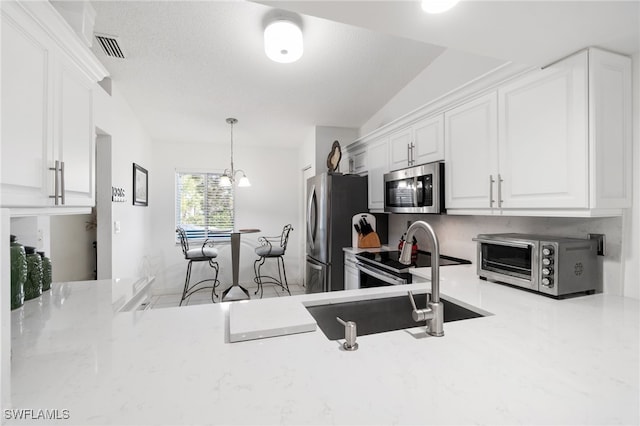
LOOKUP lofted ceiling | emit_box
[88,1,640,150]
[89,1,446,148]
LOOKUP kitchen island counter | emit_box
[8,266,639,425]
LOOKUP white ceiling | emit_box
[89,1,640,149]
[90,1,446,148]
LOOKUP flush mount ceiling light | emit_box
[264,20,303,63]
[421,0,461,14]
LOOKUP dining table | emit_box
[221,228,260,302]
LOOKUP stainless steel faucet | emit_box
[401,221,444,337]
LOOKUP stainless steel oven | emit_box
[473,233,600,297]
[384,162,445,214]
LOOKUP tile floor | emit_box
[148,281,306,309]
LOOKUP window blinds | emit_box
[175,172,234,240]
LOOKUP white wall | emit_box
[50,214,95,281]
[93,83,153,281]
[623,52,640,299]
[388,214,623,295]
[150,140,300,295]
[360,48,507,136]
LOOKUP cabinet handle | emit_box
[60,161,66,205]
[49,160,60,205]
[410,142,415,165]
[489,175,495,208]
[497,174,503,208]
[407,143,411,166]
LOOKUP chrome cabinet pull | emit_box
[49,160,60,205]
[60,161,66,205]
[410,142,415,165]
[497,174,504,208]
[407,143,411,166]
[489,174,495,208]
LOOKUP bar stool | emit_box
[176,227,220,306]
[253,224,293,298]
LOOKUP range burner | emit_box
[356,250,471,275]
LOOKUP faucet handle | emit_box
[407,291,431,322]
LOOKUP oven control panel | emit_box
[540,244,556,288]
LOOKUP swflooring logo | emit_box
[4,409,70,421]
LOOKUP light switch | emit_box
[114,221,121,234]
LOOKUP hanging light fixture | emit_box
[220,118,251,188]
[264,19,303,63]
[421,0,460,14]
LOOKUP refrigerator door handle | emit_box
[307,185,317,251]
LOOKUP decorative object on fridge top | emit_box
[326,140,342,173]
[10,235,26,310]
[24,246,43,301]
[38,251,52,291]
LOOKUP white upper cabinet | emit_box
[56,61,95,206]
[366,136,390,211]
[445,92,498,210]
[1,7,52,207]
[498,52,588,209]
[588,49,632,210]
[445,48,631,217]
[1,1,107,209]
[389,114,444,171]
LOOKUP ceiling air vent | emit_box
[94,33,125,59]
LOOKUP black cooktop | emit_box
[356,250,471,274]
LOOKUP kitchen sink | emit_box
[305,293,485,340]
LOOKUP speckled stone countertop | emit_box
[7,266,639,425]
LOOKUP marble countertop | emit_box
[7,266,639,425]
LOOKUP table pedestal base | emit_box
[222,285,250,302]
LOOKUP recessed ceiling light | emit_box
[421,0,461,14]
[264,20,303,63]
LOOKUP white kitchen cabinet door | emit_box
[589,49,632,209]
[351,148,367,175]
[498,52,588,209]
[366,137,390,211]
[389,114,444,171]
[412,114,444,166]
[1,10,52,207]
[55,62,95,206]
[445,92,498,210]
[343,253,359,290]
[389,128,412,171]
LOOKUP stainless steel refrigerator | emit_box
[306,173,368,293]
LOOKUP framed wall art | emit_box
[133,163,148,206]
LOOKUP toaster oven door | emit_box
[475,238,539,291]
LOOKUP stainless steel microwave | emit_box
[383,162,445,214]
[473,233,599,297]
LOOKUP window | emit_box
[175,171,233,240]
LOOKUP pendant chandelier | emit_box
[219,118,250,187]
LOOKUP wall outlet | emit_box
[588,233,605,256]
[114,221,121,234]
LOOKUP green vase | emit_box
[24,246,43,301]
[38,251,52,291]
[9,235,26,309]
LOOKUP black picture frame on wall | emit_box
[133,163,148,206]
